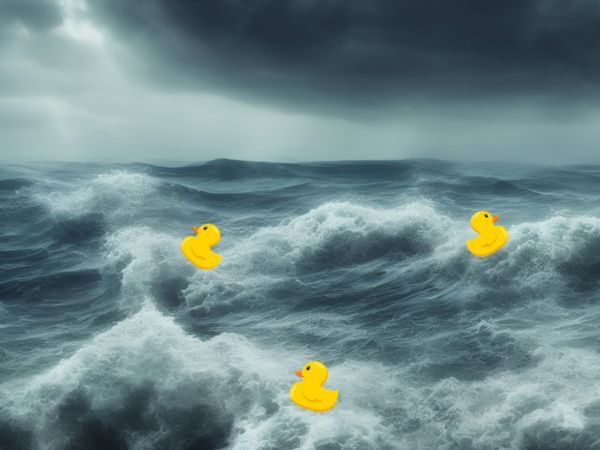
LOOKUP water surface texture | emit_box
[2,159,600,449]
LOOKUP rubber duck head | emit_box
[192,223,221,246]
[295,360,328,385]
[470,211,499,233]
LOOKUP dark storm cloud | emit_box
[90,0,600,108]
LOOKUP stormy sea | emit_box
[2,159,600,450]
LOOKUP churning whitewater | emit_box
[2,159,600,449]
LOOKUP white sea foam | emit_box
[179,200,600,316]
[183,200,461,311]
[36,170,158,220]
[98,200,600,344]
[0,303,401,449]
[4,303,596,449]
[463,214,600,296]
[103,226,188,307]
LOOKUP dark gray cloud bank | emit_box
[1,0,600,162]
[92,0,600,107]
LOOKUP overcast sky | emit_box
[1,0,600,163]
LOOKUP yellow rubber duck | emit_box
[466,211,508,257]
[180,224,222,270]
[289,361,338,412]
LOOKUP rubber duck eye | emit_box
[306,365,311,371]
[484,214,488,218]
[203,226,208,230]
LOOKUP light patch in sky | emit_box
[58,0,104,46]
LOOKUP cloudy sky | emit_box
[2,0,600,163]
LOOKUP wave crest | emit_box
[36,171,158,220]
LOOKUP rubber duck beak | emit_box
[295,370,303,378]
[192,226,199,233]
[492,215,500,222]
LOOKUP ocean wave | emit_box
[180,202,600,325]
[143,158,451,182]
[468,215,600,297]
[152,159,298,180]
[35,171,159,220]
[183,201,455,311]
[420,176,544,199]
[162,181,313,211]
[50,212,107,244]
[103,227,191,310]
[0,304,279,449]
[0,177,35,192]
[0,304,396,450]
[86,193,600,315]
[2,302,598,449]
